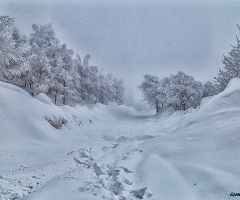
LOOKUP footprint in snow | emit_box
[73,147,152,199]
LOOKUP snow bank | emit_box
[34,93,54,105]
[200,78,240,111]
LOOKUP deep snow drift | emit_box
[0,78,240,200]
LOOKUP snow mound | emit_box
[0,81,31,98]
[34,93,53,105]
[201,78,240,111]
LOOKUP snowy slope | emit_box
[0,78,240,200]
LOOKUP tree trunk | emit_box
[156,100,159,113]
[63,80,66,105]
[30,84,34,96]
[55,86,57,105]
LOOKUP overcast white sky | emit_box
[1,0,240,101]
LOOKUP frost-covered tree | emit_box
[12,26,28,50]
[139,75,161,113]
[105,74,115,103]
[0,16,18,70]
[29,23,60,74]
[29,24,76,103]
[203,81,218,98]
[166,72,203,110]
[139,72,204,112]
[59,43,74,71]
[214,27,240,91]
[83,54,91,67]
[1,18,125,106]
[29,24,60,52]
[49,57,74,105]
[96,75,109,104]
[80,56,98,103]
[68,55,83,104]
[0,16,32,89]
[113,79,125,105]
[28,51,50,95]
[71,54,84,103]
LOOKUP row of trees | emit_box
[139,72,218,113]
[140,26,240,113]
[0,16,125,105]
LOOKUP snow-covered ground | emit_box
[0,79,240,200]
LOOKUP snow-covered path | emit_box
[1,79,240,200]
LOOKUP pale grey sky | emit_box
[1,0,240,101]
